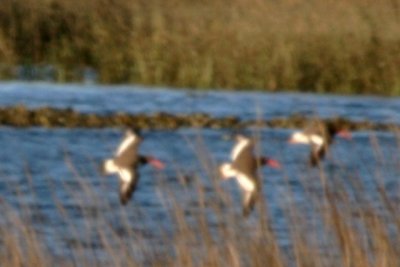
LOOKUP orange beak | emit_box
[337,129,352,140]
[264,158,282,169]
[147,157,165,170]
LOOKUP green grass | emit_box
[0,0,400,94]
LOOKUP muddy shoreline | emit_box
[0,105,397,131]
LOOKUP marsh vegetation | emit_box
[0,0,400,94]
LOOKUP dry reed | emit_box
[0,129,399,266]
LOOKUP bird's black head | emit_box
[139,155,165,169]
[327,123,352,140]
[259,156,281,169]
[327,123,339,136]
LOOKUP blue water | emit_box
[0,82,399,264]
[0,81,400,122]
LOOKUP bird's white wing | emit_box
[118,168,133,183]
[309,134,324,149]
[242,189,258,217]
[118,168,138,205]
[115,132,139,157]
[231,137,251,161]
[236,173,256,192]
[114,131,142,166]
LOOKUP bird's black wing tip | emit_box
[242,208,252,217]
[119,195,130,206]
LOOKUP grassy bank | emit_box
[0,0,400,94]
[0,105,398,130]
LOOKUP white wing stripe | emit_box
[116,134,136,156]
[310,134,324,148]
[291,132,324,148]
[236,173,255,192]
[231,138,250,161]
[118,168,133,183]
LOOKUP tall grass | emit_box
[0,131,400,266]
[0,0,399,94]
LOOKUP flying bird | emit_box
[102,129,165,205]
[288,121,352,166]
[219,135,281,217]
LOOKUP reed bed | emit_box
[0,0,400,94]
[0,130,399,266]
